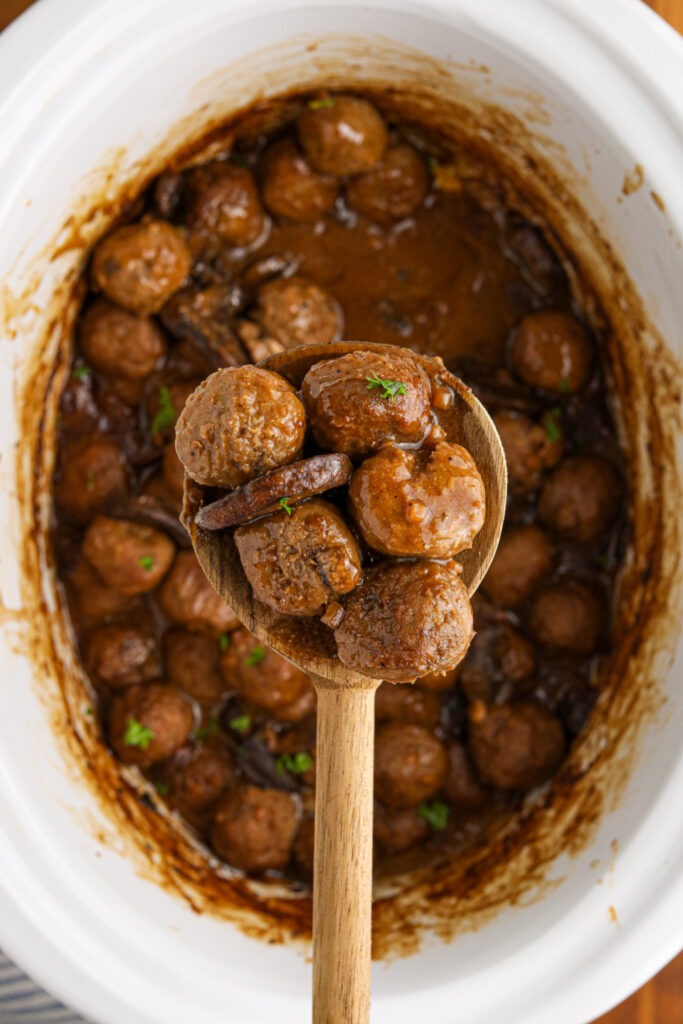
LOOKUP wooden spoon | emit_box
[181,341,507,1024]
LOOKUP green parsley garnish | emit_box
[84,706,93,717]
[218,632,231,652]
[72,365,91,380]
[124,718,155,750]
[86,471,96,493]
[155,781,170,796]
[151,385,175,437]
[138,555,154,573]
[276,752,313,776]
[308,97,335,110]
[417,800,449,832]
[196,715,220,740]
[279,497,293,516]
[245,645,266,667]
[229,714,252,734]
[366,372,408,402]
[544,407,563,444]
[559,377,570,393]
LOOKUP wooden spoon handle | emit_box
[312,680,380,1024]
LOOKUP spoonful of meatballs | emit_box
[175,341,507,1024]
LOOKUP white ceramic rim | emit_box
[0,2,682,1023]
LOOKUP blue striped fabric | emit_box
[0,953,87,1023]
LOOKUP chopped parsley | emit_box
[196,715,220,740]
[155,781,170,796]
[218,632,231,652]
[138,555,154,573]
[229,714,252,734]
[124,718,155,750]
[366,372,407,402]
[276,752,313,776]
[151,385,175,437]
[72,365,91,381]
[308,97,335,110]
[544,407,563,444]
[86,471,96,493]
[279,497,294,516]
[417,800,449,832]
[245,645,266,667]
[84,706,93,717]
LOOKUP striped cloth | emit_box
[0,953,87,1023]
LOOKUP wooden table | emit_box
[1,0,682,1020]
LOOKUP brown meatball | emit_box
[302,351,432,460]
[83,623,158,689]
[184,162,266,247]
[297,95,388,176]
[220,628,316,722]
[166,746,234,812]
[459,623,536,704]
[510,311,593,393]
[349,440,485,558]
[482,524,556,609]
[55,437,128,524]
[82,517,175,595]
[346,145,428,222]
[256,276,343,349]
[235,499,362,617]
[211,785,298,871]
[335,561,474,682]
[175,366,306,488]
[147,378,200,447]
[373,803,429,855]
[65,555,136,631]
[529,580,605,654]
[469,702,567,791]
[293,816,316,876]
[79,299,167,379]
[158,550,240,634]
[262,139,339,221]
[538,455,623,544]
[162,443,185,499]
[375,682,441,729]
[163,629,227,705]
[108,683,194,768]
[91,219,191,315]
[443,741,487,809]
[493,409,563,494]
[416,666,459,692]
[374,723,448,809]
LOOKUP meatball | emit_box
[459,623,536,704]
[83,623,158,688]
[79,299,167,380]
[293,816,316,876]
[529,580,605,655]
[166,746,234,812]
[220,628,316,722]
[302,351,432,460]
[349,440,485,558]
[493,409,563,494]
[335,561,474,682]
[234,499,362,617]
[297,95,388,176]
[262,138,339,221]
[65,555,136,631]
[256,276,343,348]
[482,524,556,609]
[443,741,487,809]
[91,219,191,315]
[108,683,194,768]
[510,311,593,393]
[374,723,448,809]
[346,144,428,222]
[162,443,185,499]
[163,629,227,705]
[375,682,441,729]
[158,550,240,634]
[82,517,175,595]
[184,162,266,247]
[55,437,128,523]
[175,366,306,488]
[373,803,429,855]
[469,701,567,791]
[538,455,623,544]
[210,785,298,871]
